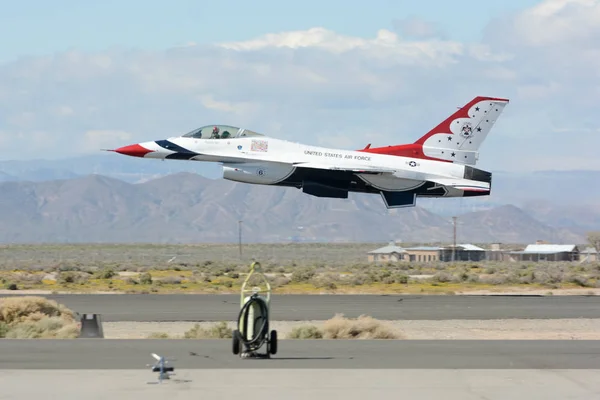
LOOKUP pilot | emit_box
[221,130,230,139]
[211,126,220,139]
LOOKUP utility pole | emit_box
[238,220,243,258]
[452,216,457,262]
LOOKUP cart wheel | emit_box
[232,330,240,355]
[269,330,277,355]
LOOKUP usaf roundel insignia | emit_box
[460,122,473,138]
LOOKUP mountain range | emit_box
[0,161,597,244]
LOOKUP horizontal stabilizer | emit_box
[428,177,490,192]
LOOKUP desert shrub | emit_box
[567,275,593,287]
[546,269,565,284]
[139,272,152,284]
[0,296,79,338]
[479,275,509,285]
[95,267,116,279]
[350,273,374,286]
[183,321,232,339]
[455,269,469,282]
[58,271,89,284]
[0,321,8,337]
[321,314,403,339]
[4,273,45,285]
[159,276,182,285]
[0,296,76,325]
[393,273,409,284]
[220,280,233,288]
[147,332,169,339]
[382,273,409,284]
[291,267,316,283]
[271,276,291,288]
[519,271,534,284]
[432,272,453,283]
[4,317,79,338]
[123,277,139,285]
[287,325,323,339]
[532,271,550,285]
[367,269,392,283]
[310,273,339,290]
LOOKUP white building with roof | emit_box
[508,243,580,262]
[367,243,489,263]
[367,241,407,263]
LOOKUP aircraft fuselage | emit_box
[111,96,507,209]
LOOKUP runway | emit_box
[2,293,599,321]
[1,339,599,369]
[2,296,600,400]
[4,368,600,400]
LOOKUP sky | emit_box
[0,0,599,172]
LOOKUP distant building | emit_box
[367,243,489,263]
[485,243,512,261]
[580,247,599,263]
[439,244,487,262]
[508,244,580,262]
[403,246,443,262]
[367,242,407,263]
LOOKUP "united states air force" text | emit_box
[304,150,371,161]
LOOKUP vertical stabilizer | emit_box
[414,96,509,165]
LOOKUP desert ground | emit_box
[1,243,599,296]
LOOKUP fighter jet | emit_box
[111,96,509,209]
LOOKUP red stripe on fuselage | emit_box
[358,143,451,162]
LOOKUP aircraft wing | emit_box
[292,162,396,175]
[428,177,490,192]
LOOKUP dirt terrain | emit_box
[102,318,600,340]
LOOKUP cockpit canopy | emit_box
[181,125,264,139]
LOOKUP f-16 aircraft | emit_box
[110,96,509,209]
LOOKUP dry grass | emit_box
[287,325,324,339]
[183,321,232,339]
[147,332,170,339]
[0,243,598,294]
[322,314,404,339]
[286,314,404,339]
[0,296,79,338]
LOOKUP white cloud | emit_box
[485,0,600,50]
[392,17,443,39]
[218,27,466,68]
[512,0,600,46]
[0,0,598,172]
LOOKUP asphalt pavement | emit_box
[1,293,599,321]
[1,339,599,369]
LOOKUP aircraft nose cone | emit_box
[114,144,154,158]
